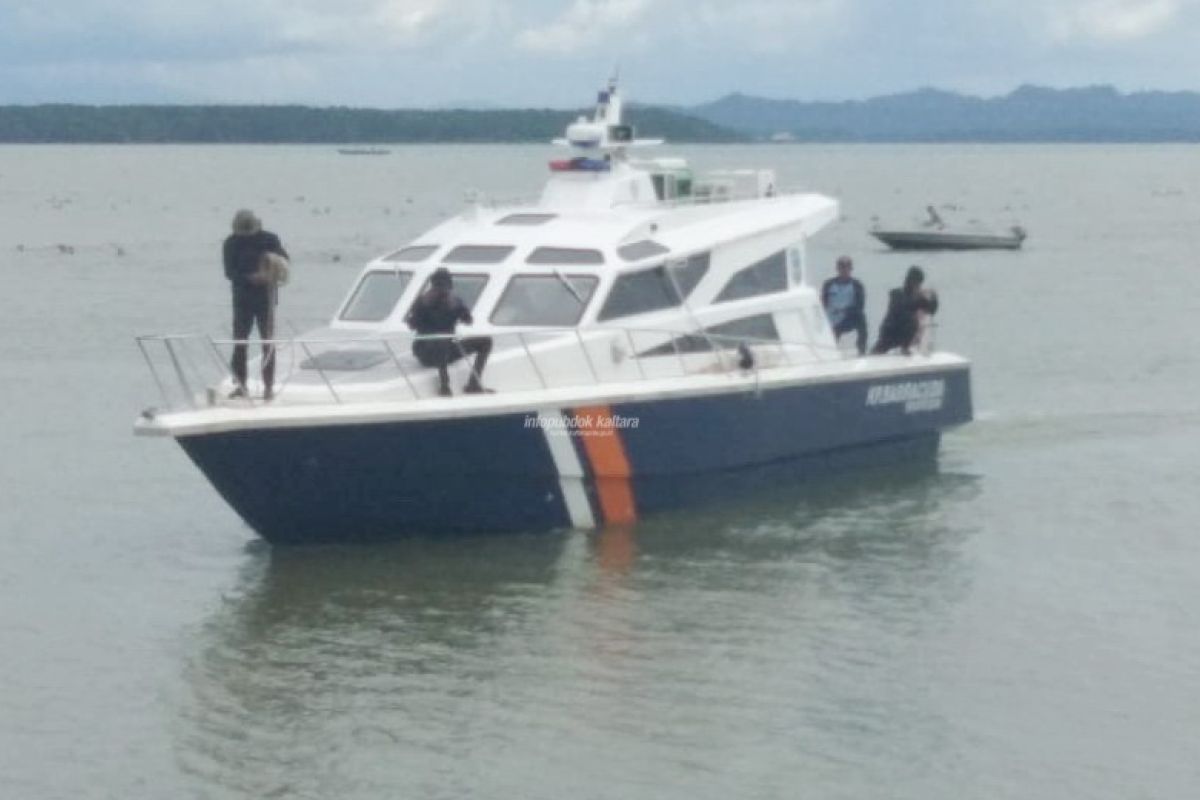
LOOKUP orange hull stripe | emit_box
[572,404,637,525]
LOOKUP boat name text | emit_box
[525,414,641,433]
[866,379,945,413]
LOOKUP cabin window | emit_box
[443,244,515,264]
[651,175,667,201]
[714,251,788,303]
[609,124,634,143]
[637,314,780,356]
[339,270,413,322]
[709,314,780,343]
[412,273,490,312]
[671,252,710,297]
[526,247,605,265]
[382,245,437,262]
[597,264,681,321]
[497,213,556,226]
[650,173,694,202]
[490,274,599,327]
[617,240,669,262]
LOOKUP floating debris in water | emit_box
[16,244,25,253]
[332,254,342,263]
[56,244,75,255]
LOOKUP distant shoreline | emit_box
[2,140,1196,147]
[8,84,1200,143]
[0,105,741,145]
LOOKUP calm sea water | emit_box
[1,144,1198,799]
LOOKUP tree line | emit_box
[0,105,743,144]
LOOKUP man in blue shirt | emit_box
[821,256,867,355]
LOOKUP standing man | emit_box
[223,209,288,400]
[872,265,939,355]
[821,255,867,355]
[406,268,492,396]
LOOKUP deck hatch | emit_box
[617,240,669,261]
[497,213,556,226]
[526,247,604,265]
[443,245,515,264]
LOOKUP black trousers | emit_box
[872,319,918,354]
[231,287,275,389]
[832,309,867,355]
[413,336,492,389]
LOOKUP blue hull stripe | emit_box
[177,367,971,543]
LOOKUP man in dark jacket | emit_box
[872,265,939,355]
[223,209,288,399]
[406,268,492,396]
[821,255,867,355]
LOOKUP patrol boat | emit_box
[135,79,973,544]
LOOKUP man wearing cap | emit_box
[223,209,289,399]
[406,268,492,396]
[821,255,867,355]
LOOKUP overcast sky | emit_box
[2,0,1198,106]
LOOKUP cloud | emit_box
[515,0,653,53]
[514,0,847,55]
[1042,0,1186,43]
[5,0,1200,105]
[688,0,847,52]
[0,0,485,64]
[271,0,460,49]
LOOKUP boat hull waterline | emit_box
[175,366,971,543]
[871,230,1025,251]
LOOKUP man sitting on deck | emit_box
[406,268,492,397]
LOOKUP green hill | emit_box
[0,104,743,144]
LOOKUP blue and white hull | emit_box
[152,359,971,544]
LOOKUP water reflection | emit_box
[177,534,568,798]
[591,462,982,582]
[177,465,982,799]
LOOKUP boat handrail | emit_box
[136,318,845,414]
[466,184,797,214]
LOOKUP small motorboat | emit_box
[337,147,391,156]
[872,206,1026,250]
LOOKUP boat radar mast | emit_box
[551,77,663,165]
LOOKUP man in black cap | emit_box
[222,209,288,399]
[406,268,492,396]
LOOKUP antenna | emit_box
[548,76,665,166]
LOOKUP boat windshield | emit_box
[490,273,599,326]
[340,270,413,322]
[411,273,490,311]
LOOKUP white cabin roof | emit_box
[397,192,837,270]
